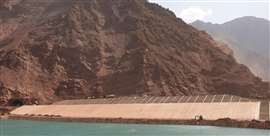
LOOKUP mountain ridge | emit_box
[191,16,270,81]
[0,0,269,105]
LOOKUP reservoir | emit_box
[0,120,269,136]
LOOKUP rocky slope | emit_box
[192,17,270,81]
[0,0,269,105]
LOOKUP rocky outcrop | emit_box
[0,0,269,105]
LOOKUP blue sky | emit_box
[149,0,269,24]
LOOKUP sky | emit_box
[149,0,270,24]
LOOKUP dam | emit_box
[10,95,269,121]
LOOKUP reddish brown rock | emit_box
[0,0,269,105]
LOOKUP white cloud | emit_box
[179,7,213,23]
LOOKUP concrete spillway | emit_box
[11,102,261,120]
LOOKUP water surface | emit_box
[0,120,269,136]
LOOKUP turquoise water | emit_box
[0,120,269,136]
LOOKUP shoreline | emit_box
[3,115,270,130]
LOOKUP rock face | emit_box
[191,17,270,81]
[0,0,269,105]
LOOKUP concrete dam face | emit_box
[10,95,269,121]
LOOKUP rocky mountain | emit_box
[0,0,269,105]
[191,17,270,81]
